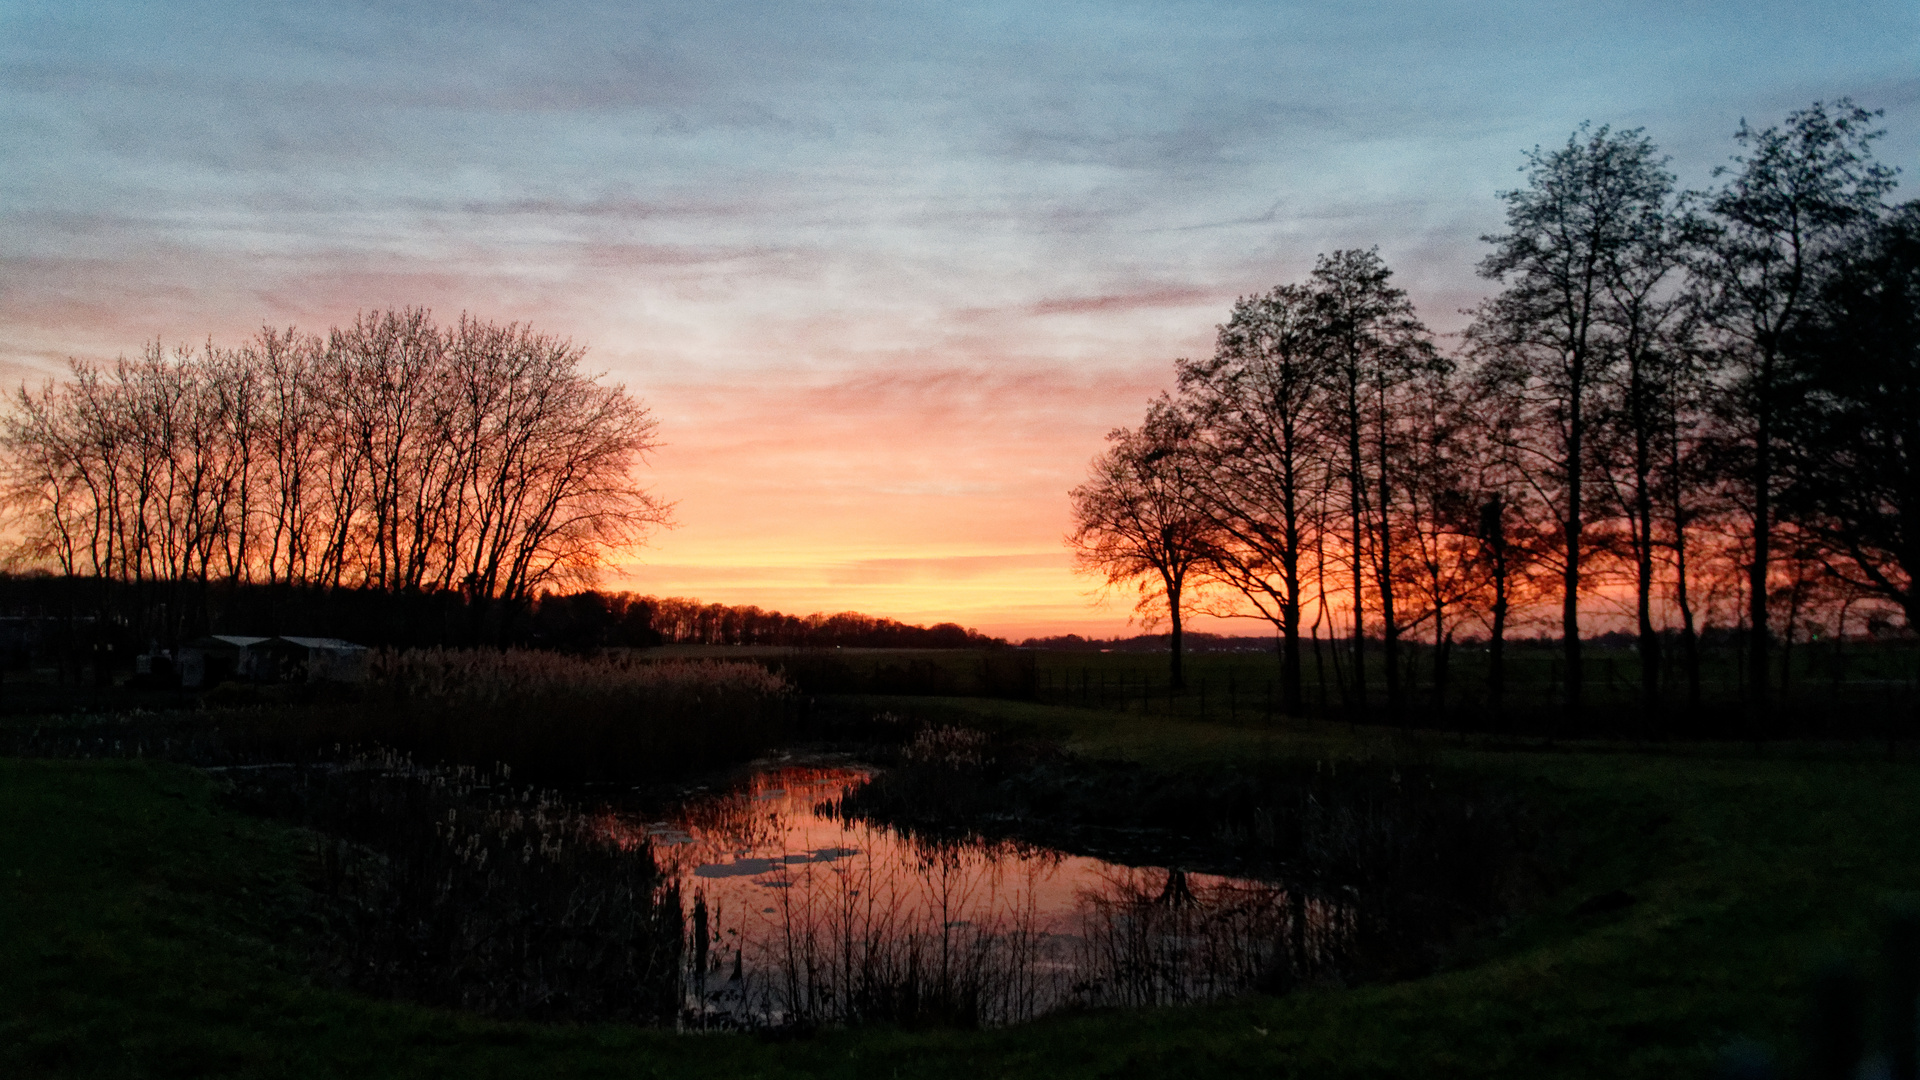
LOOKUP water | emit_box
[597,760,1354,1028]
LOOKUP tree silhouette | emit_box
[1782,201,1920,625]
[1068,400,1218,690]
[1470,125,1681,713]
[1698,100,1896,699]
[1178,283,1331,714]
[1315,249,1439,716]
[0,311,669,632]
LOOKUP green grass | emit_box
[8,703,1920,1077]
[1033,639,1920,724]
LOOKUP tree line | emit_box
[518,591,1003,650]
[620,595,1004,650]
[1071,100,1916,721]
[0,309,667,625]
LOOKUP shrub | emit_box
[227,753,684,1021]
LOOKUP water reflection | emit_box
[598,762,1353,1028]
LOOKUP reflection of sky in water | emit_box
[593,761,1332,1028]
[603,762,1277,937]
[605,763,1114,935]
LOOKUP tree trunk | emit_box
[1167,576,1186,691]
[1483,499,1509,709]
[1670,425,1701,709]
[1564,357,1585,713]
[1281,595,1301,716]
[1379,529,1400,716]
[1349,384,1367,713]
[1377,405,1401,718]
[1749,358,1774,700]
[1633,376,1661,712]
[1281,504,1304,716]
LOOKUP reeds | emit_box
[1070,868,1351,1006]
[350,649,793,783]
[0,650,796,784]
[227,752,685,1022]
[692,847,1354,1028]
[687,839,1067,1029]
[371,648,789,702]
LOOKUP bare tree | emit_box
[1391,362,1478,709]
[1315,249,1438,716]
[1177,284,1331,714]
[1576,131,1701,710]
[1068,400,1217,690]
[1781,201,1920,625]
[0,311,670,634]
[1451,369,1555,710]
[1470,124,1678,712]
[1697,99,1897,699]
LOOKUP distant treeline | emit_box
[0,573,1003,662]
[553,593,1006,651]
[1017,627,1780,654]
[1018,632,1279,653]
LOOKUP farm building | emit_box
[258,636,371,684]
[177,635,271,688]
[171,634,370,687]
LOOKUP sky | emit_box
[3,0,1917,638]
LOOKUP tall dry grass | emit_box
[686,839,1064,1029]
[2,650,796,784]
[355,649,793,783]
[371,648,788,702]
[690,848,1348,1029]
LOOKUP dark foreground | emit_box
[6,698,1920,1078]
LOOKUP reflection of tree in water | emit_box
[628,765,1351,1029]
[1071,867,1355,1009]
[679,767,859,850]
[693,855,1355,1028]
[695,832,1065,1028]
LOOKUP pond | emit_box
[598,759,1355,1028]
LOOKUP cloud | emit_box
[822,554,1065,587]
[1025,286,1220,317]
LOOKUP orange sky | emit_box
[587,290,1262,638]
[612,361,1174,637]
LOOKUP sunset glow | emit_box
[5,1,1915,637]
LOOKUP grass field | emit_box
[645,639,1920,734]
[7,698,1920,1077]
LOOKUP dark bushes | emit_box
[226,753,684,1021]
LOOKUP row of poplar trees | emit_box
[1070,100,1918,717]
[0,309,668,609]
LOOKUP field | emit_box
[644,638,1920,739]
[8,676,1920,1078]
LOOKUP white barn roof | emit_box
[274,636,368,651]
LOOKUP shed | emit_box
[262,636,371,684]
[177,635,271,688]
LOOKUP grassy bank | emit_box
[7,702,1920,1077]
